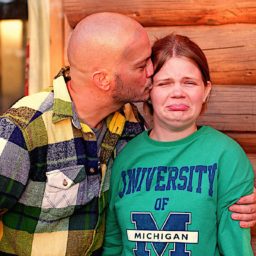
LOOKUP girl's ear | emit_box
[203,81,212,102]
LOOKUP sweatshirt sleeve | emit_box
[103,158,123,256]
[217,143,254,255]
[0,117,30,215]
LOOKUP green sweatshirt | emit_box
[103,126,254,256]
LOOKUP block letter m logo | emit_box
[127,212,198,256]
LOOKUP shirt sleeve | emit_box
[103,159,123,256]
[0,117,30,215]
[217,144,254,255]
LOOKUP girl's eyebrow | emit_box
[154,76,199,82]
[153,78,172,83]
[183,76,199,80]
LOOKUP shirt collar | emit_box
[52,74,73,123]
[51,68,142,129]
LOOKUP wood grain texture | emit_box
[198,85,256,132]
[248,154,256,176]
[226,133,256,154]
[63,0,256,28]
[147,24,256,85]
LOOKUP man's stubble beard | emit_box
[112,74,151,104]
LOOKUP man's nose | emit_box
[146,59,154,78]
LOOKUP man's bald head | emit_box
[66,12,153,126]
[67,12,147,73]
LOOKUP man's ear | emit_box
[92,70,111,91]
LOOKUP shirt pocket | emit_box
[41,165,100,220]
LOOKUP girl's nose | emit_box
[170,84,185,98]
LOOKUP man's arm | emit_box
[0,117,30,213]
[229,187,256,228]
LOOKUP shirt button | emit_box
[89,168,95,174]
[88,192,94,199]
[63,179,68,186]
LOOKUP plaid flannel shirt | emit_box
[0,68,145,256]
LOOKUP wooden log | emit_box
[199,114,256,131]
[248,154,256,173]
[201,87,256,116]
[63,0,256,28]
[228,134,256,154]
[147,24,256,85]
[198,85,256,132]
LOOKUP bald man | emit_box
[0,12,255,256]
[67,12,153,128]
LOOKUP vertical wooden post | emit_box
[50,0,65,79]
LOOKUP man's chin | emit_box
[120,91,150,104]
[133,94,150,103]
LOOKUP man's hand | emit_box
[229,187,256,228]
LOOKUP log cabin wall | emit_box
[53,0,256,248]
[61,0,256,173]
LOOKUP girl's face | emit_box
[151,56,211,134]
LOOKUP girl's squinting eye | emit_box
[184,80,197,86]
[154,82,169,87]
